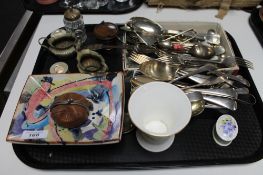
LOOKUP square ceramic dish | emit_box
[6,72,124,145]
[123,21,237,72]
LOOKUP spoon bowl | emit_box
[130,75,156,87]
[139,60,180,81]
[189,43,215,59]
[186,91,205,116]
[128,17,164,35]
[213,45,225,56]
[204,29,221,45]
[127,17,164,46]
[158,40,172,50]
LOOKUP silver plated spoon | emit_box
[186,91,205,116]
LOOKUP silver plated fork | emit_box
[129,52,183,66]
[152,51,254,69]
[164,54,254,69]
[128,52,150,64]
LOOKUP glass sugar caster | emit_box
[63,7,87,43]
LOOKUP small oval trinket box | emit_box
[212,114,238,146]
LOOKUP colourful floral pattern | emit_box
[6,73,124,145]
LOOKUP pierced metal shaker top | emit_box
[64,8,81,21]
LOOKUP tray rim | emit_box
[22,0,144,15]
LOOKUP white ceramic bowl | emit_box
[128,82,192,137]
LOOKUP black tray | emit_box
[12,26,263,169]
[249,7,263,48]
[23,0,143,14]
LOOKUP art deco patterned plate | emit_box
[6,72,124,145]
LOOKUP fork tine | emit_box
[235,57,254,67]
[230,56,254,69]
[134,54,150,61]
[130,51,139,57]
[129,56,143,64]
[156,56,171,62]
[235,57,253,63]
[243,58,253,65]
[134,57,146,64]
[244,61,254,68]
[236,60,254,67]
[129,54,141,64]
[236,60,254,68]
[236,61,254,69]
[129,53,181,67]
[236,59,254,67]
[129,53,150,64]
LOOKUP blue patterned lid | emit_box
[216,114,238,142]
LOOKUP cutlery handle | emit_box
[169,64,216,84]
